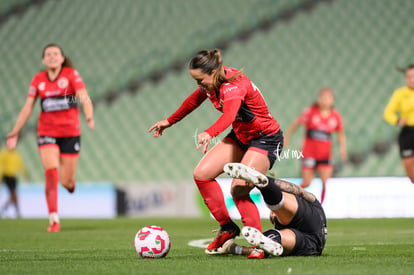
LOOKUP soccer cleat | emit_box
[246,248,265,259]
[47,222,60,233]
[205,238,235,255]
[242,226,283,256]
[224,163,268,188]
[205,226,240,254]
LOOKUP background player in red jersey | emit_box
[284,88,347,204]
[7,44,94,232]
[149,49,284,254]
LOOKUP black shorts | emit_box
[38,136,81,155]
[398,127,414,158]
[225,130,284,169]
[2,176,17,192]
[271,196,327,256]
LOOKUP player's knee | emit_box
[193,165,213,180]
[231,185,251,198]
[61,177,75,188]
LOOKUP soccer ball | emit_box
[134,225,171,258]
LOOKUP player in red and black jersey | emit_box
[149,49,284,254]
[285,88,347,204]
[7,44,94,232]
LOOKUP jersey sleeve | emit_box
[335,111,344,132]
[167,88,208,124]
[27,76,38,98]
[383,89,401,125]
[71,69,86,91]
[205,98,242,137]
[298,107,311,124]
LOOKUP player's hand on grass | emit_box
[148,120,172,137]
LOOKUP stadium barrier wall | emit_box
[0,182,116,218]
[216,177,414,219]
[115,182,201,217]
[2,178,413,218]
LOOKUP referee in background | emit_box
[0,145,28,218]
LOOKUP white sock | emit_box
[49,212,60,224]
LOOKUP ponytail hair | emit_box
[189,49,243,90]
[42,43,74,68]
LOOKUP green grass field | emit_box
[1,218,413,274]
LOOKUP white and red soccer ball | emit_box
[134,225,171,258]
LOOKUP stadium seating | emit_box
[1,0,413,182]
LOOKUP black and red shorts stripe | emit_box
[37,136,80,156]
[225,130,284,169]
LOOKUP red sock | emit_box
[320,186,326,204]
[233,195,261,231]
[194,178,232,225]
[45,168,59,214]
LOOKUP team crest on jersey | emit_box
[58,77,69,89]
[38,82,45,91]
[74,142,80,152]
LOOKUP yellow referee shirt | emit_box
[0,149,27,178]
[384,86,414,126]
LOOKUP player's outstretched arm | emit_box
[148,120,172,137]
[7,97,36,149]
[273,178,316,203]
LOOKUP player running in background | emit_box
[0,146,28,218]
[222,163,327,259]
[284,88,347,204]
[7,44,94,232]
[149,49,284,254]
[384,65,414,183]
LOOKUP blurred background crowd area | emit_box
[0,0,413,182]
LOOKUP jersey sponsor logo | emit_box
[402,149,414,157]
[38,136,57,145]
[58,77,69,89]
[41,95,77,112]
[306,129,331,141]
[303,157,316,168]
[38,82,45,91]
[223,85,237,94]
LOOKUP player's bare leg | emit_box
[194,139,244,254]
[300,169,314,188]
[318,166,332,204]
[230,149,271,232]
[60,155,78,193]
[39,146,60,232]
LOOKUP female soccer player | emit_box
[7,44,94,232]
[284,88,347,204]
[384,65,414,183]
[222,163,327,258]
[149,49,283,253]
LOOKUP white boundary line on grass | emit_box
[187,238,213,249]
